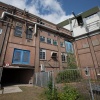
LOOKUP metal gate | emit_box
[34,71,52,87]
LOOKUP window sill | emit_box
[14,34,22,38]
[12,63,31,67]
[40,59,46,61]
[40,41,58,46]
[40,41,46,43]
[26,38,33,40]
[62,61,67,63]
[61,46,65,48]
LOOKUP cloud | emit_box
[0,0,73,24]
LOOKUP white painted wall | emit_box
[63,12,100,37]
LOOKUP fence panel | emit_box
[34,71,52,87]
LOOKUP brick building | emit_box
[58,7,100,76]
[0,2,73,85]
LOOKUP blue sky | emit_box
[0,0,100,23]
[60,0,100,15]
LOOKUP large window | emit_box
[61,53,66,62]
[47,38,52,44]
[40,36,45,42]
[65,41,73,53]
[40,49,46,60]
[14,22,22,37]
[12,49,30,64]
[26,26,33,39]
[53,40,57,46]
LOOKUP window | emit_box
[47,38,52,44]
[26,26,33,39]
[0,28,2,34]
[40,49,46,60]
[61,53,66,62]
[54,34,56,37]
[48,32,50,36]
[40,36,45,42]
[65,41,73,53]
[60,42,65,47]
[14,22,22,37]
[12,49,30,64]
[53,40,57,45]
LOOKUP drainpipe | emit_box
[0,23,9,55]
[34,23,37,36]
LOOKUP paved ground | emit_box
[0,86,22,94]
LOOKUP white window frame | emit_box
[40,49,46,60]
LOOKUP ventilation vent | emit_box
[51,52,57,58]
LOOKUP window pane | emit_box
[66,41,73,53]
[62,54,65,61]
[60,42,63,47]
[13,50,21,63]
[26,29,32,39]
[40,52,42,59]
[47,38,51,44]
[53,40,57,45]
[40,49,46,59]
[40,36,45,42]
[48,33,50,36]
[12,49,30,64]
[14,26,22,37]
[22,51,30,64]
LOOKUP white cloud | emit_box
[0,0,73,24]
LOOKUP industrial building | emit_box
[0,2,73,86]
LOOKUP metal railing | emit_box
[86,20,100,32]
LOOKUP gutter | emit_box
[0,11,73,39]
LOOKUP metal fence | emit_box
[34,68,100,100]
[34,71,52,87]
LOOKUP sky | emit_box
[0,0,100,24]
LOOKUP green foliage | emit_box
[45,81,79,100]
[67,53,77,69]
[58,85,79,100]
[45,78,58,100]
[56,70,80,83]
